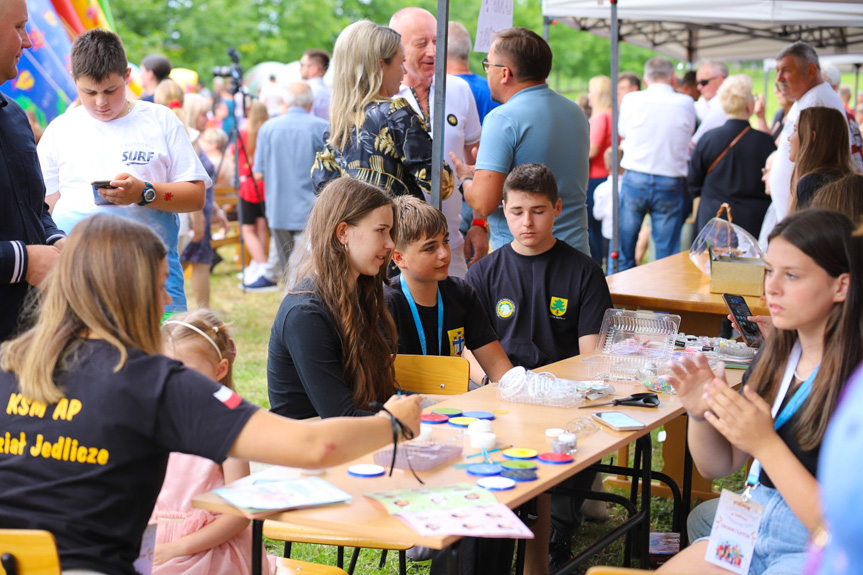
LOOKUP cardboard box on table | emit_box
[709,254,764,297]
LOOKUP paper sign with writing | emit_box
[705,489,763,574]
[474,0,514,53]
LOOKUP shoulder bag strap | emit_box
[707,126,751,174]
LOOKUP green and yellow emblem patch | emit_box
[550,297,568,317]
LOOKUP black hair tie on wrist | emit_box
[370,402,423,484]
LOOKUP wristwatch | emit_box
[138,181,157,206]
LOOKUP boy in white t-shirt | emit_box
[38,29,210,313]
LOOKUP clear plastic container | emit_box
[586,309,681,381]
[497,366,586,408]
[373,425,464,471]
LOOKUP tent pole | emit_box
[855,64,861,110]
[430,0,450,210]
[610,0,620,275]
[543,15,550,41]
[763,60,770,107]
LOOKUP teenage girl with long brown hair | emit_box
[660,208,863,574]
[267,177,400,419]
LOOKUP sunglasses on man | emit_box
[697,76,723,87]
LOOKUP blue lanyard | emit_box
[745,363,819,489]
[400,274,443,356]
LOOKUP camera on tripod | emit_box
[212,48,244,95]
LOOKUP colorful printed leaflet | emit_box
[215,476,352,519]
[365,483,533,539]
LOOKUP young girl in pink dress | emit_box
[151,309,276,575]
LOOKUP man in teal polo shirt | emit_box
[453,27,590,254]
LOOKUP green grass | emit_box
[199,247,745,573]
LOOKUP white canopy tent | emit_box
[542,0,863,62]
[540,0,863,273]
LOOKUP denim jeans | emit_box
[586,177,607,266]
[618,170,686,271]
[690,486,808,575]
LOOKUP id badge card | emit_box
[704,489,764,574]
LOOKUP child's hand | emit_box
[726,313,773,338]
[703,380,778,458]
[107,173,146,206]
[666,354,725,419]
[153,541,185,565]
[382,394,422,438]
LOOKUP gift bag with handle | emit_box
[689,203,763,276]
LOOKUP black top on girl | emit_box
[0,214,420,574]
[268,178,401,419]
[659,208,863,574]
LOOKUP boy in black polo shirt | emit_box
[465,162,613,568]
[386,196,512,384]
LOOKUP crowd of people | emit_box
[2,0,863,573]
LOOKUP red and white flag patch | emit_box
[213,385,242,409]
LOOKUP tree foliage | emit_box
[110,0,660,91]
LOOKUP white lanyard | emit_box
[744,340,806,498]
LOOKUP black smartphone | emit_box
[722,293,763,348]
[91,181,117,206]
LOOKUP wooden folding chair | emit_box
[0,530,61,575]
[264,521,411,575]
[393,354,470,395]
[276,556,349,574]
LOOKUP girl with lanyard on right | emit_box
[659,208,863,574]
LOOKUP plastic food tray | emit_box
[373,426,464,471]
[497,367,586,408]
[586,309,681,381]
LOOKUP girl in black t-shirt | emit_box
[659,209,863,574]
[0,214,420,574]
[268,178,401,419]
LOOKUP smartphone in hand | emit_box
[91,180,117,206]
[722,293,763,348]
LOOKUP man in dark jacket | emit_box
[0,0,66,341]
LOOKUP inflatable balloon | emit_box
[50,0,85,35]
[71,0,109,30]
[127,62,142,97]
[170,68,199,93]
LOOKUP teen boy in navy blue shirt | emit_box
[465,162,613,568]
[386,196,511,384]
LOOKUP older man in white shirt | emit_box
[691,60,728,146]
[766,41,858,228]
[389,7,486,277]
[618,57,696,271]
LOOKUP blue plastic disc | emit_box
[347,464,386,477]
[476,476,516,491]
[501,469,539,482]
[466,463,504,477]
[462,410,496,420]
